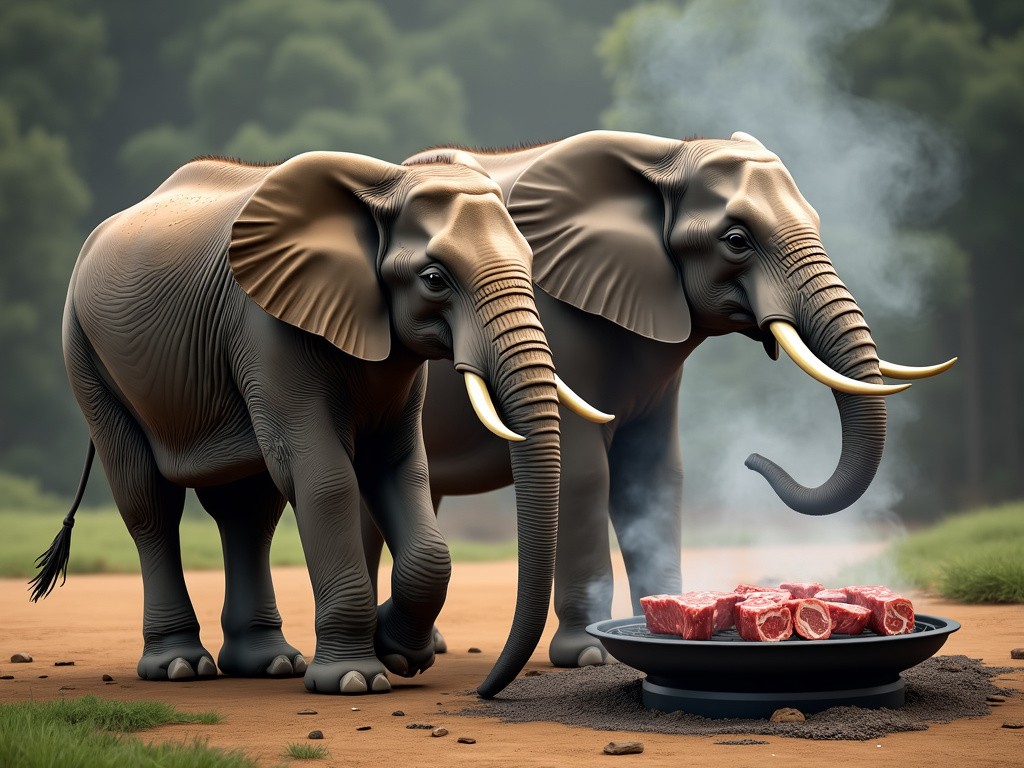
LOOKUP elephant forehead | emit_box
[405,167,504,201]
[720,161,820,231]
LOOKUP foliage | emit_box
[893,501,1024,602]
[285,742,330,759]
[0,696,251,768]
[0,505,514,578]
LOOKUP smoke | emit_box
[603,0,960,602]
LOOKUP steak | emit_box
[785,598,832,640]
[640,593,717,640]
[845,586,915,635]
[825,602,872,635]
[813,588,850,603]
[734,597,793,642]
[779,581,824,599]
[686,590,743,631]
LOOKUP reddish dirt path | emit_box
[1,552,1022,767]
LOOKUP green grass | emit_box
[892,501,1024,603]
[285,742,330,759]
[1,506,519,579]
[0,696,253,768]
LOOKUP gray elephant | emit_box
[389,131,954,667]
[30,150,602,698]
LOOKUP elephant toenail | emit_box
[381,654,410,676]
[339,671,368,694]
[197,657,217,677]
[292,654,308,674]
[371,673,391,692]
[266,655,292,676]
[577,646,606,667]
[167,658,195,680]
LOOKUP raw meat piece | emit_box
[640,593,717,640]
[734,598,793,642]
[733,583,778,595]
[741,590,792,603]
[785,598,832,640]
[826,602,872,635]
[779,581,824,599]
[845,586,915,635]
[814,588,850,603]
[686,590,742,631]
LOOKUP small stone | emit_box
[54,661,75,667]
[10,653,32,663]
[356,726,371,731]
[1002,722,1024,730]
[467,647,482,653]
[37,675,48,679]
[604,741,644,755]
[102,674,114,682]
[406,723,434,729]
[391,710,405,716]
[350,707,360,711]
[0,675,13,680]
[297,709,318,715]
[987,695,1006,703]
[1011,648,1024,660]
[770,707,805,723]
[308,730,324,740]
[431,727,448,737]
[457,737,476,744]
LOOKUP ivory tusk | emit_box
[769,320,911,396]
[878,357,958,380]
[554,375,614,423]
[463,372,526,442]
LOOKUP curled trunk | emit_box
[469,277,560,698]
[746,261,886,515]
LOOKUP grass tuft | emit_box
[894,501,1024,603]
[285,742,330,759]
[0,696,250,768]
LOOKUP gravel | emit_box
[454,655,1014,741]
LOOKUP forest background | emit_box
[2,0,1020,540]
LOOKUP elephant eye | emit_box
[724,231,752,252]
[420,269,450,293]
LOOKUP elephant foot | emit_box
[374,602,436,678]
[304,658,391,695]
[137,631,218,681]
[218,629,306,677]
[548,627,609,668]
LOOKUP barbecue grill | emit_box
[586,614,960,718]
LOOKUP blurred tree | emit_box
[0,0,116,496]
[843,0,1024,508]
[404,0,625,147]
[118,0,471,195]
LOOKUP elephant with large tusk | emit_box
[30,149,607,699]
[390,130,955,668]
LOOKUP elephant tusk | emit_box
[554,375,614,423]
[878,357,958,380]
[463,372,526,442]
[769,321,911,396]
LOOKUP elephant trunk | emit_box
[746,256,887,515]
[465,275,560,698]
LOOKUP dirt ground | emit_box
[2,548,1022,767]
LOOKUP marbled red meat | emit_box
[734,597,793,642]
[786,598,832,640]
[825,602,872,635]
[845,586,915,635]
[780,581,824,599]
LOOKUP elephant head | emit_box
[227,151,606,696]
[479,130,953,516]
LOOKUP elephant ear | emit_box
[506,131,690,343]
[229,151,404,361]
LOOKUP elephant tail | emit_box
[28,440,95,602]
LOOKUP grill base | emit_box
[642,677,906,719]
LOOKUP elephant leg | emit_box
[195,472,306,677]
[549,419,613,668]
[91,405,213,680]
[608,396,683,614]
[283,444,390,695]
[360,493,448,654]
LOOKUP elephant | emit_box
[385,130,955,668]
[29,149,605,698]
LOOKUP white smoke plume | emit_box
[603,0,960,601]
